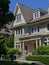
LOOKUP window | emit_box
[47,24,49,30]
[24,27,28,34]
[44,42,47,46]
[16,14,21,21]
[16,28,20,35]
[16,27,23,35]
[32,27,33,33]
[33,27,36,32]
[44,39,47,41]
[37,26,39,32]
[35,11,38,18]
[20,28,22,34]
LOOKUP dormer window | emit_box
[16,14,21,22]
[33,11,40,19]
[35,12,38,18]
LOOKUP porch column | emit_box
[39,39,41,46]
[14,41,16,48]
[36,40,38,49]
[20,42,21,51]
[23,42,25,56]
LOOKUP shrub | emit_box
[32,46,49,55]
[7,48,20,55]
[26,55,49,65]
[0,61,31,65]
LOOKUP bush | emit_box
[32,46,49,55]
[26,55,49,65]
[4,48,21,61]
[7,48,20,55]
[0,61,31,65]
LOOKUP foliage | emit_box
[26,55,49,65]
[32,46,49,55]
[5,35,14,48]
[0,61,31,65]
[0,34,7,56]
[7,48,20,55]
[0,0,14,28]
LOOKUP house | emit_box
[0,22,13,35]
[12,3,49,56]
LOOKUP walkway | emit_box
[14,60,45,65]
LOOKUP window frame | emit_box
[16,14,21,22]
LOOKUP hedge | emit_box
[0,61,31,65]
[26,55,49,65]
[32,46,49,55]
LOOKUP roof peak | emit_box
[17,3,34,11]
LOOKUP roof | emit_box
[14,3,34,23]
[29,14,49,24]
[11,3,49,29]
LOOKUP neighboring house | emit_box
[0,22,13,35]
[12,3,49,55]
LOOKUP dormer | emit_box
[33,9,46,19]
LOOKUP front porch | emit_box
[14,39,41,56]
[21,39,41,56]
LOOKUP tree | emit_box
[5,35,14,48]
[0,0,15,58]
[0,0,14,28]
[0,34,7,56]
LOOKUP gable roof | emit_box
[14,3,34,23]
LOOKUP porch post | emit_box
[39,39,41,46]
[14,41,16,48]
[36,40,38,49]
[20,42,21,51]
[23,42,25,56]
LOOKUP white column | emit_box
[22,28,24,34]
[39,39,41,46]
[20,42,21,51]
[14,41,16,48]
[22,42,25,59]
[36,40,38,49]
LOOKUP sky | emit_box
[10,0,49,12]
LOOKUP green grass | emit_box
[26,55,49,65]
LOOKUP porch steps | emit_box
[16,55,26,60]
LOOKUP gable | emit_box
[13,3,26,27]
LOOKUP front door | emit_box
[24,40,36,54]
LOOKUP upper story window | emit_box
[35,12,38,18]
[16,28,20,35]
[47,24,49,30]
[37,26,40,32]
[32,27,33,33]
[16,27,22,35]
[31,26,40,33]
[16,14,21,22]
[24,27,28,34]
[33,11,40,19]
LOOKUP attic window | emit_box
[33,11,40,19]
[35,11,38,18]
[16,14,21,22]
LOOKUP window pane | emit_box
[24,27,28,34]
[32,27,33,33]
[17,14,21,21]
[47,24,49,30]
[37,26,39,32]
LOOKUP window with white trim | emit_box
[16,14,21,22]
